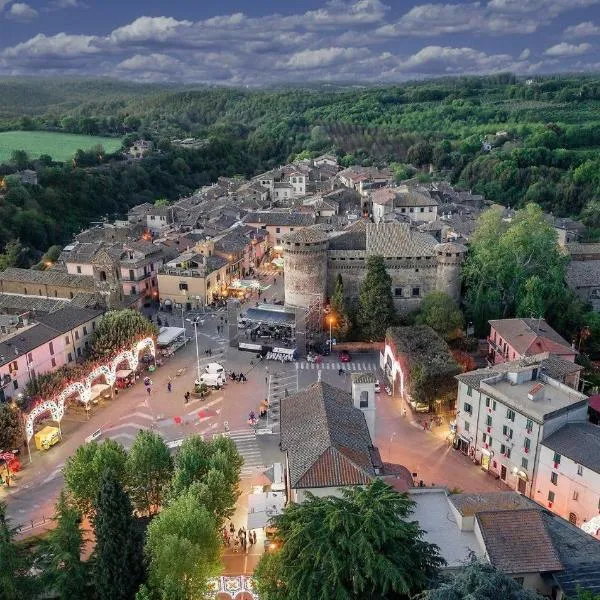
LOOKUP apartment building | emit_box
[536,422,600,531]
[455,356,588,497]
[0,307,103,400]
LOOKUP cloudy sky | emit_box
[0,0,599,85]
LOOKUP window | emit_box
[131,287,137,295]
[412,287,420,297]
[553,453,561,465]
[65,335,70,345]
[506,448,511,458]
[550,472,558,486]
[49,341,54,355]
[521,457,528,470]
[501,443,506,455]
[485,397,490,408]
[502,425,513,439]
[74,330,80,341]
[27,352,33,364]
[276,227,281,233]
[463,402,472,414]
[466,387,473,397]
[51,357,56,368]
[179,282,188,291]
[77,347,82,357]
[464,420,470,432]
[68,352,73,362]
[394,287,403,297]
[506,409,516,421]
[573,491,579,501]
[569,513,577,525]
[486,415,492,427]
[420,207,425,213]
[13,380,18,390]
[99,270,107,281]
[548,491,555,503]
[526,418,533,432]
[577,464,584,476]
[524,438,531,453]
[76,265,82,274]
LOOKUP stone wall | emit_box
[283,242,328,308]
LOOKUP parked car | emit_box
[339,350,351,363]
[374,380,381,393]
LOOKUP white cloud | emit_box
[1,32,99,58]
[545,42,592,56]
[398,45,516,73]
[109,16,193,45]
[564,21,600,38]
[519,48,530,59]
[7,2,38,21]
[283,47,365,69]
[117,53,181,72]
[488,0,600,14]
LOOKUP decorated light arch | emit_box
[24,337,155,449]
[207,576,257,599]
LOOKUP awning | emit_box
[246,491,286,530]
[89,383,110,399]
[116,369,133,378]
[157,326,186,347]
[246,306,295,326]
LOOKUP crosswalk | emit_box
[225,429,266,476]
[297,361,378,372]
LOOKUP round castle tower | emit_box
[282,227,329,309]
[435,241,467,303]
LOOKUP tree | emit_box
[253,479,444,600]
[0,239,26,271]
[407,141,433,167]
[358,255,396,341]
[153,198,169,207]
[145,488,221,600]
[0,502,36,599]
[462,204,568,336]
[90,309,158,359]
[169,436,242,525]
[40,492,90,599]
[10,150,29,170]
[93,470,145,600]
[0,404,22,450]
[126,430,173,515]
[418,560,542,599]
[329,274,351,340]
[63,439,128,516]
[416,292,464,341]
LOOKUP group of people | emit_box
[223,523,257,552]
[228,371,247,382]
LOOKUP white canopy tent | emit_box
[246,491,286,530]
[89,383,111,400]
[157,326,186,347]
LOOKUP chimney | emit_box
[528,382,545,402]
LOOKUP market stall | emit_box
[115,369,134,388]
[157,326,187,356]
[89,383,112,404]
[238,303,296,350]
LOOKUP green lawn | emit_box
[0,131,123,163]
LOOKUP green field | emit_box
[0,131,123,163]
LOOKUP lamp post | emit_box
[186,318,202,383]
[328,316,334,350]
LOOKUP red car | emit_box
[339,350,351,363]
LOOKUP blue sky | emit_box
[0,0,599,84]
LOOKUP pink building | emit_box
[488,318,576,366]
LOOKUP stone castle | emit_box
[282,221,466,312]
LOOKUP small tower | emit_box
[351,372,377,441]
[435,242,467,303]
[91,248,123,308]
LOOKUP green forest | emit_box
[2,74,600,262]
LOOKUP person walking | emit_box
[184,391,190,404]
[167,379,172,393]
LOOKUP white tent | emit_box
[89,383,111,400]
[157,326,186,347]
[246,491,286,530]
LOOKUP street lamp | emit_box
[328,316,335,350]
[185,318,203,383]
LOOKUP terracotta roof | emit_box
[280,381,376,489]
[489,318,574,357]
[542,423,600,473]
[449,491,536,517]
[476,509,563,574]
[435,241,467,254]
[282,227,328,244]
[244,211,315,227]
[0,267,95,290]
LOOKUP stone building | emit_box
[281,221,466,312]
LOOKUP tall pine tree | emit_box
[329,274,351,340]
[93,470,144,600]
[358,255,396,340]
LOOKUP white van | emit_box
[205,362,225,375]
[198,372,226,389]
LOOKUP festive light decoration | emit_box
[24,337,155,442]
[206,576,257,598]
[581,515,600,537]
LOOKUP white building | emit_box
[536,422,600,533]
[455,356,588,497]
[371,186,439,224]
